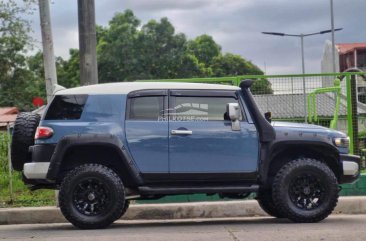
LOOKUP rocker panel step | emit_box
[138,185,259,195]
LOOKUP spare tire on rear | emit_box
[11,112,40,171]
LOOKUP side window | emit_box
[45,95,88,120]
[82,95,123,121]
[127,96,164,120]
[172,96,244,121]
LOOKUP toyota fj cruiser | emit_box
[11,80,360,229]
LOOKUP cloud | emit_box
[28,0,366,74]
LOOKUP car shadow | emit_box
[21,215,350,232]
[24,217,297,232]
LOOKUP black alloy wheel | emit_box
[59,164,126,229]
[272,158,339,223]
[72,177,111,216]
[288,173,325,210]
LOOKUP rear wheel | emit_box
[272,158,339,223]
[59,164,125,229]
[257,188,284,218]
[11,112,40,171]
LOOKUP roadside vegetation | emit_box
[0,132,55,207]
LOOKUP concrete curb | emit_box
[1,196,366,225]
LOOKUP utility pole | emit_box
[39,0,57,102]
[300,34,306,123]
[78,0,98,86]
[330,0,337,73]
[39,0,58,205]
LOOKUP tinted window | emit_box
[128,96,164,120]
[172,97,243,121]
[82,95,123,121]
[45,95,88,120]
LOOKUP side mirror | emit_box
[226,103,241,131]
[264,111,272,123]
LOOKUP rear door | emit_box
[125,90,169,174]
[168,90,259,181]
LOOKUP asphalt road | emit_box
[1,215,366,241]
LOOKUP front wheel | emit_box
[59,164,126,229]
[257,188,284,218]
[272,158,339,223]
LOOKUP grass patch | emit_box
[0,132,55,208]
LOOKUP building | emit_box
[321,41,366,103]
[337,43,366,72]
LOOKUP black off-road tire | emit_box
[11,112,40,171]
[117,200,130,220]
[59,164,126,229]
[257,188,284,218]
[272,158,339,223]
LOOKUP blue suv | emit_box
[11,80,360,229]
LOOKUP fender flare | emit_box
[259,140,341,184]
[46,134,143,185]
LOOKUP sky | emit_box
[28,0,365,75]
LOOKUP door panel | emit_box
[169,94,259,174]
[169,121,258,173]
[125,121,168,173]
[125,95,169,173]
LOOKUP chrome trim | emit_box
[171,130,193,135]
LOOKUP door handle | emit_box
[171,130,193,135]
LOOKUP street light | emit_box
[262,28,342,123]
[262,28,342,76]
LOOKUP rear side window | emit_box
[45,95,88,120]
[127,96,164,120]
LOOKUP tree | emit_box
[210,53,272,94]
[177,54,212,78]
[0,0,32,80]
[96,11,204,81]
[210,53,262,76]
[56,49,80,88]
[97,10,140,82]
[59,10,272,93]
[186,35,221,66]
[0,67,45,110]
[28,50,80,89]
[135,18,187,79]
[0,0,44,110]
[250,78,273,95]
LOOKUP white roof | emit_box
[55,82,240,95]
